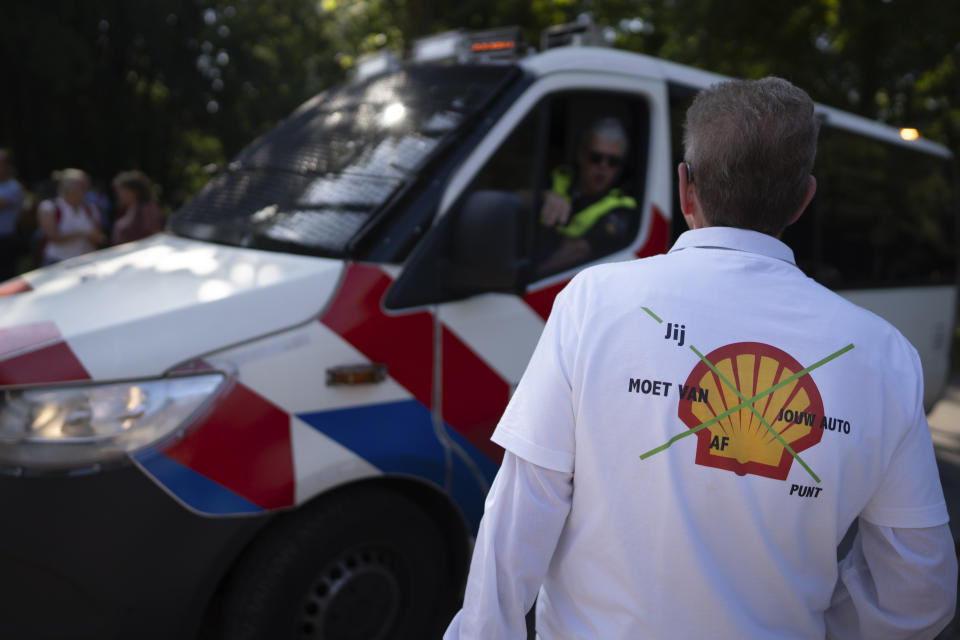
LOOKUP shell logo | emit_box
[678,342,824,481]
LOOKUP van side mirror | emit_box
[441,190,527,293]
[383,189,528,310]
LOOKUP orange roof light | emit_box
[472,40,516,52]
[899,128,920,141]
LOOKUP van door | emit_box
[430,72,672,497]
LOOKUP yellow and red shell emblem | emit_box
[678,342,824,480]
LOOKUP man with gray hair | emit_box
[445,77,955,638]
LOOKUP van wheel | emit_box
[214,486,452,640]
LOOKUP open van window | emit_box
[473,91,649,278]
[169,64,519,258]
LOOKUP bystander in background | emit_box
[85,177,112,238]
[111,170,165,244]
[36,168,104,265]
[0,149,24,281]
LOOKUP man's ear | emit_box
[678,162,703,229]
[678,162,694,213]
[786,175,817,227]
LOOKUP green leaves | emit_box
[2,0,956,213]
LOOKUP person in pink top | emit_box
[111,170,165,245]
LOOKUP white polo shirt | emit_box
[454,227,950,639]
[38,197,100,263]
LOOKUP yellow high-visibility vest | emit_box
[550,167,637,238]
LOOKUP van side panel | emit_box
[132,263,497,528]
[318,263,501,527]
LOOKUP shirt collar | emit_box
[668,226,796,265]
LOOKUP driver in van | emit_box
[537,117,637,271]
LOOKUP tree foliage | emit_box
[2,0,957,209]
[1,0,342,205]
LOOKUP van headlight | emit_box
[0,373,225,472]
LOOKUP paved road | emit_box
[927,377,960,638]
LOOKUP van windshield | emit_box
[169,64,517,256]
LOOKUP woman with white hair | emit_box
[36,168,104,264]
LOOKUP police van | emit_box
[0,23,955,639]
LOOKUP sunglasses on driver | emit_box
[588,151,624,168]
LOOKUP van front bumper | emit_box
[0,462,269,640]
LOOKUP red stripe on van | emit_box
[0,323,90,384]
[322,264,512,462]
[0,322,61,357]
[523,280,568,321]
[442,327,509,463]
[162,380,295,509]
[0,278,32,298]
[635,204,670,259]
[0,342,91,385]
[321,264,434,407]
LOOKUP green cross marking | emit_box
[638,306,854,485]
[642,306,663,324]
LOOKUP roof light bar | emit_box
[353,51,402,81]
[541,19,610,50]
[412,30,468,63]
[412,27,525,65]
[466,27,524,62]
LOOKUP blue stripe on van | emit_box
[297,399,495,530]
[133,448,263,515]
[298,400,445,486]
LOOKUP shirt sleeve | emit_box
[825,519,957,639]
[491,285,580,472]
[443,451,574,640]
[861,352,949,528]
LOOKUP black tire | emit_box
[214,485,453,640]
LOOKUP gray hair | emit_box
[582,117,629,153]
[683,77,819,235]
[55,168,90,196]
